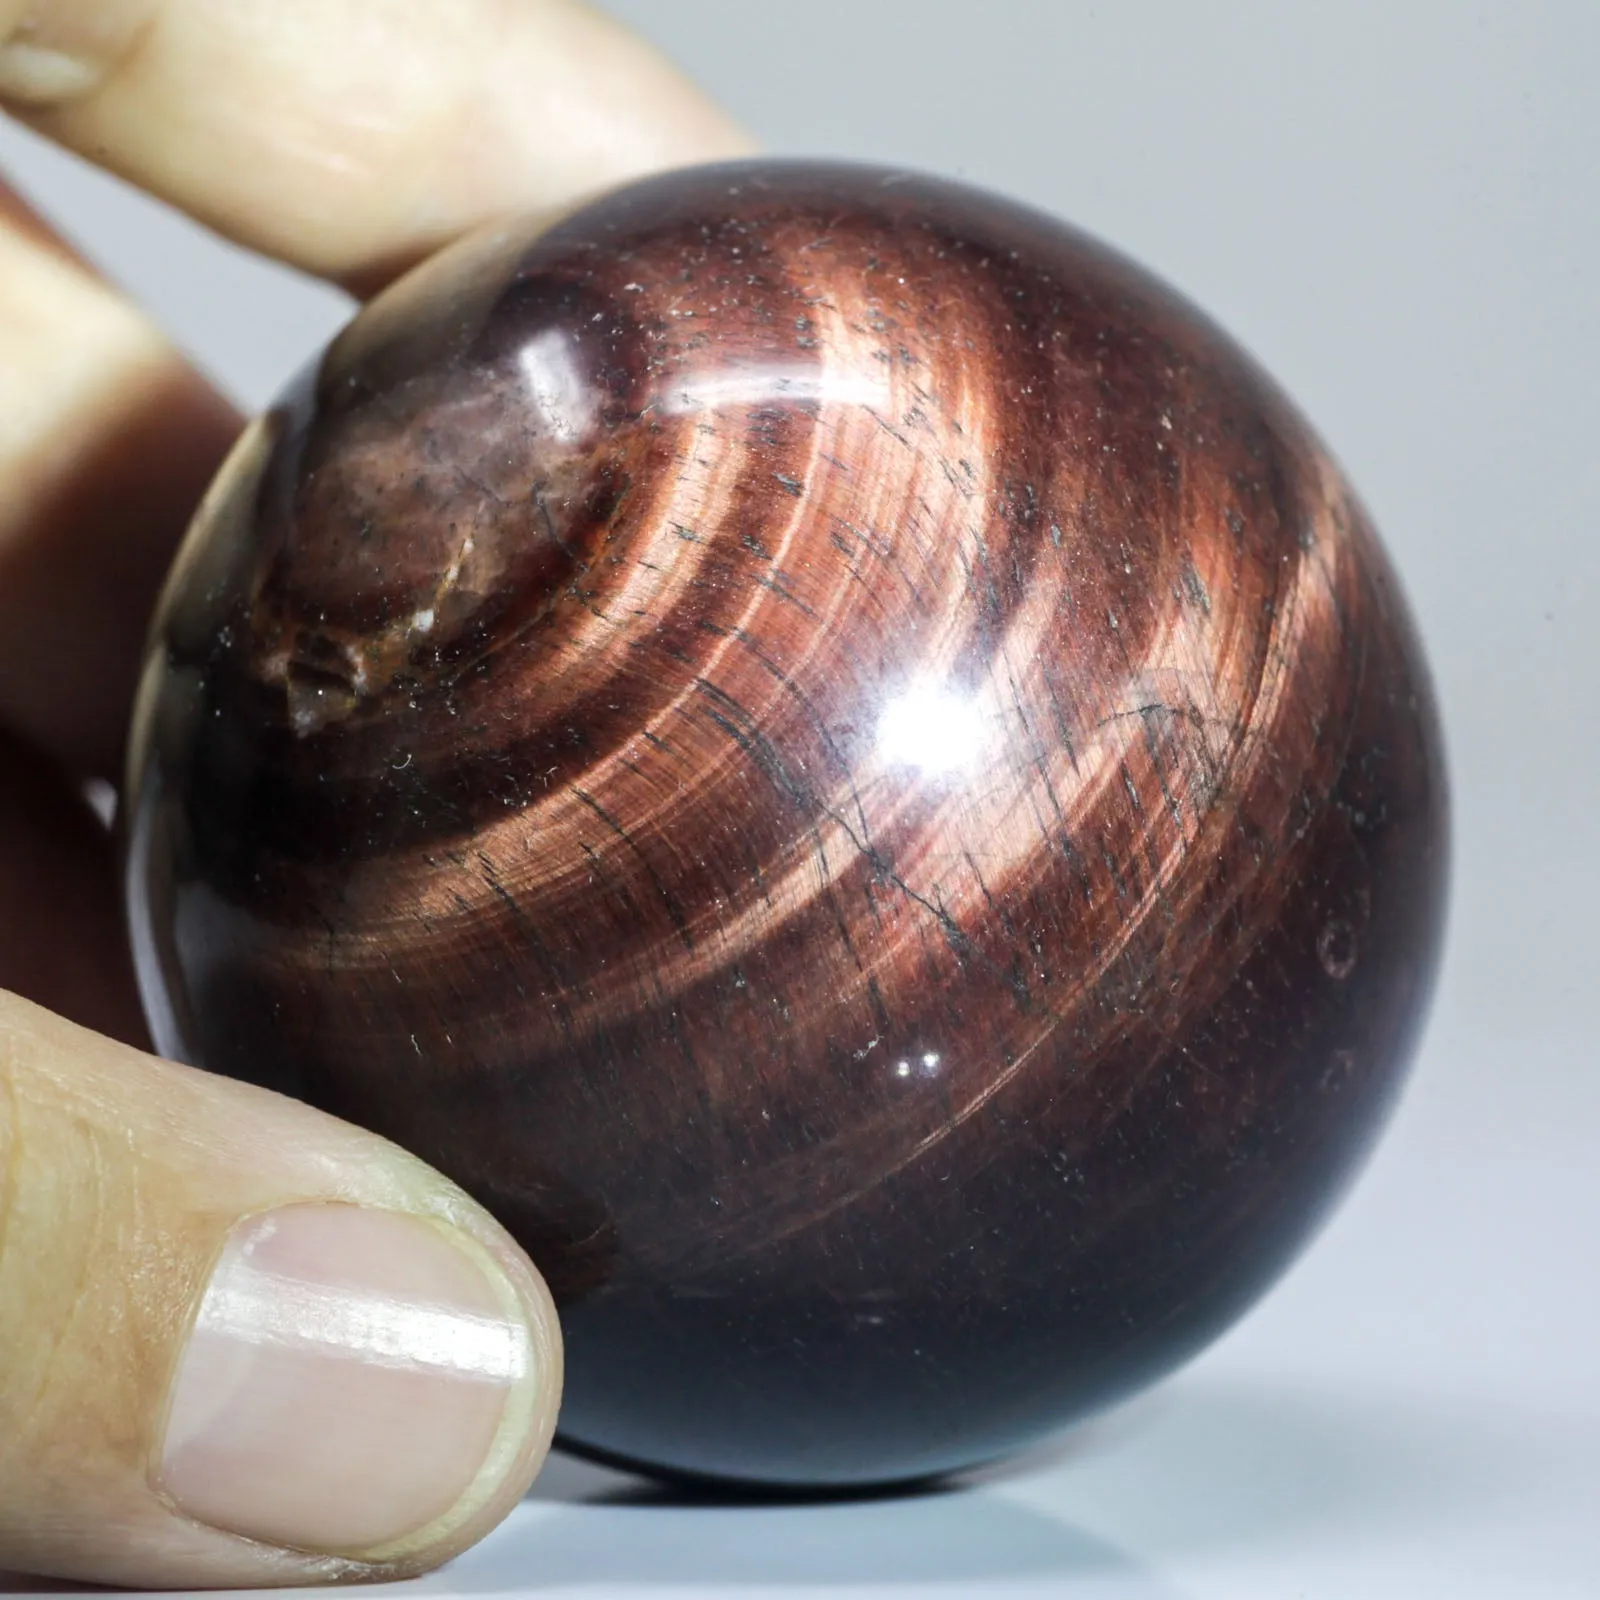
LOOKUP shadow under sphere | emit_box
[124,160,1448,1487]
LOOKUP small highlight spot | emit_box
[878,682,987,774]
[1317,918,1358,980]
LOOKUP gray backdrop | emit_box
[3,4,1594,1596]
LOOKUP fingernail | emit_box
[0,4,151,107]
[157,1204,537,1558]
[0,41,94,104]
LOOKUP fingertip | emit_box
[3,0,755,292]
[0,995,563,1587]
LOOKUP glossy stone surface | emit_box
[125,161,1448,1488]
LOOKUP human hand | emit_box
[0,1,747,1585]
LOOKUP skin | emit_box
[0,0,749,1585]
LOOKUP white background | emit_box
[3,2,1596,1595]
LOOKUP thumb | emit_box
[0,990,562,1588]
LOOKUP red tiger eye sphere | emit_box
[125,161,1448,1488]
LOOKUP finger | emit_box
[0,989,561,1588]
[0,179,239,779]
[0,0,753,292]
[0,727,146,1046]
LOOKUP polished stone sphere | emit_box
[125,161,1448,1488]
